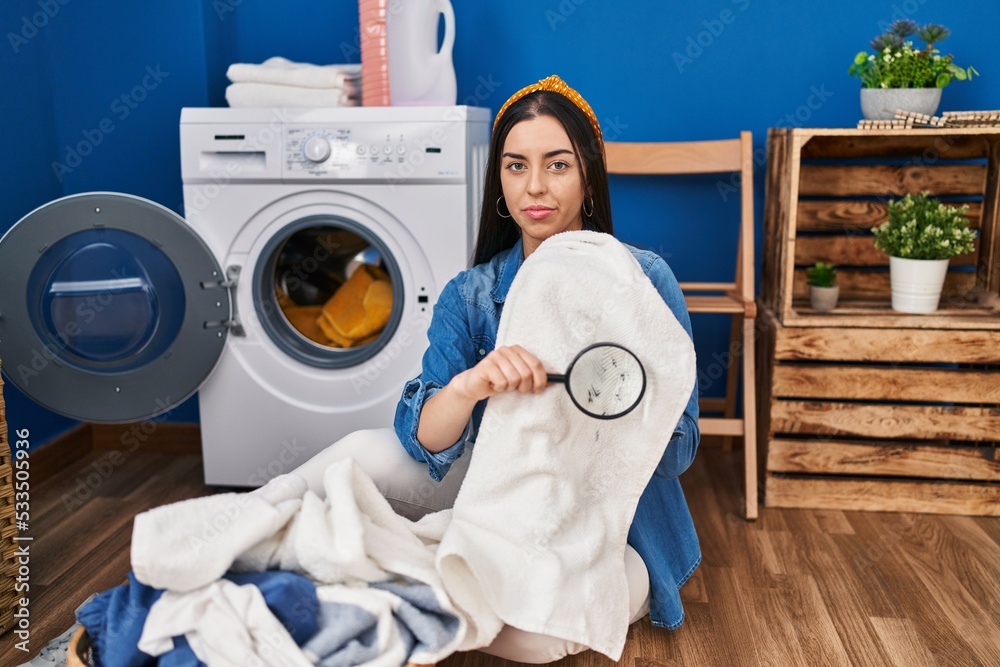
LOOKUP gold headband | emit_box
[493,74,604,147]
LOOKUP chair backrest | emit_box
[604,132,754,306]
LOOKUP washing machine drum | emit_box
[0,193,231,423]
[253,217,405,369]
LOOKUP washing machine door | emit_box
[0,192,232,423]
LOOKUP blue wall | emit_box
[2,0,998,446]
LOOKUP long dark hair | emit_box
[471,91,613,266]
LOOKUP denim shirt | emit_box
[393,236,701,630]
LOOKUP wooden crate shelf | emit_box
[756,128,1000,516]
[759,129,1000,514]
[756,307,1000,516]
[763,127,1000,330]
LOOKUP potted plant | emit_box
[873,192,978,314]
[807,262,839,312]
[849,20,978,120]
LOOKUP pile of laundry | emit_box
[225,57,361,108]
[79,461,464,667]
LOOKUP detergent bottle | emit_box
[387,0,457,105]
[359,0,391,106]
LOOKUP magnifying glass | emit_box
[546,342,647,419]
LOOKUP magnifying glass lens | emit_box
[547,343,646,419]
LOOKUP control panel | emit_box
[284,122,465,181]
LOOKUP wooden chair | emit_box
[605,132,758,520]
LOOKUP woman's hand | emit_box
[449,345,548,402]
[417,345,548,452]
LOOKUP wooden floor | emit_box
[3,442,1000,666]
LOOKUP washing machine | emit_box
[0,106,490,486]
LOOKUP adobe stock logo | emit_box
[7,0,71,54]
[50,65,170,182]
[545,0,587,31]
[672,0,752,74]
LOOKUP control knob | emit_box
[303,135,332,163]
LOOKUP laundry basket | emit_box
[67,627,92,666]
[0,360,20,635]
[67,626,436,666]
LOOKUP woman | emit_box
[394,75,701,659]
[297,75,700,662]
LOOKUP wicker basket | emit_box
[0,361,20,635]
[67,626,92,666]
[66,626,434,666]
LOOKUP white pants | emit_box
[292,428,651,664]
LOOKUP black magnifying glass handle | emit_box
[546,373,567,383]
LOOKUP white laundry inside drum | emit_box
[271,225,394,350]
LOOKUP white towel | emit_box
[435,231,697,659]
[225,82,359,108]
[227,56,361,88]
[131,474,307,592]
[138,579,313,667]
[244,457,443,589]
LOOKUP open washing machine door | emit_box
[0,192,233,423]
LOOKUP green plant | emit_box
[873,192,978,260]
[849,20,978,88]
[806,262,837,288]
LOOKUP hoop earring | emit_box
[583,196,594,218]
[496,195,512,219]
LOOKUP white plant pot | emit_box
[809,285,840,312]
[860,87,942,121]
[889,256,950,314]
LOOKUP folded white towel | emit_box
[138,579,313,667]
[436,231,697,660]
[225,82,360,108]
[227,56,361,88]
